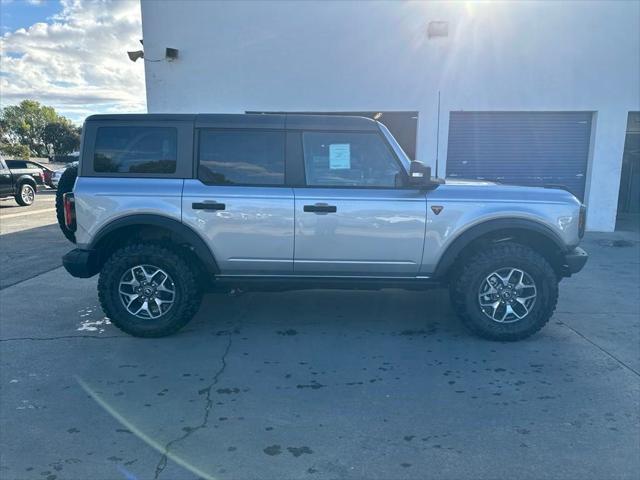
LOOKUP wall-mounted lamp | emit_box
[165,48,179,61]
[127,43,179,63]
[427,21,449,38]
[127,50,144,62]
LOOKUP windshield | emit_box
[377,121,412,171]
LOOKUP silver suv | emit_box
[58,114,588,340]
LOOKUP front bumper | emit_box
[62,248,100,278]
[561,247,588,276]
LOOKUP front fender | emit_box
[428,217,568,278]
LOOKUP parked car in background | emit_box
[5,159,46,187]
[51,161,78,189]
[26,160,56,187]
[0,157,39,206]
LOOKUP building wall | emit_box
[140,0,640,231]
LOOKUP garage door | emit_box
[446,112,592,200]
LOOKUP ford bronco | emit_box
[57,114,588,340]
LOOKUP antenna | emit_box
[435,90,441,178]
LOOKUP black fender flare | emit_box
[89,214,219,274]
[432,218,567,278]
[15,174,37,189]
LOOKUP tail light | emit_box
[578,205,586,238]
[63,193,76,231]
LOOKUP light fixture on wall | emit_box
[127,50,144,62]
[165,48,179,61]
[127,40,179,63]
[427,21,449,38]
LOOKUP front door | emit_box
[182,128,294,275]
[293,130,426,276]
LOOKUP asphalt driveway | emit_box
[0,229,638,480]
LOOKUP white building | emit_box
[140,0,640,232]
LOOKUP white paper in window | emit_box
[329,144,350,170]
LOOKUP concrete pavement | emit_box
[0,203,638,479]
[0,190,70,289]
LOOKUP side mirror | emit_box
[408,161,433,187]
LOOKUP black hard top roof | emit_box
[84,113,378,131]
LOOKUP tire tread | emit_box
[55,165,78,243]
[450,242,558,341]
[98,243,202,337]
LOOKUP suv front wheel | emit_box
[450,242,558,341]
[98,244,202,337]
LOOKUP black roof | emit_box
[84,113,378,131]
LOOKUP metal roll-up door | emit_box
[446,111,592,200]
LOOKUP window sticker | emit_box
[329,144,351,170]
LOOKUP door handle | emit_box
[192,202,226,211]
[303,203,337,213]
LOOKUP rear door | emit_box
[182,115,295,275]
[292,129,427,276]
[5,160,39,185]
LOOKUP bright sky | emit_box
[0,0,146,123]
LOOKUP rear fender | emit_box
[89,214,219,274]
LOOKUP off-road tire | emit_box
[98,243,202,337]
[15,182,35,206]
[55,165,78,243]
[450,242,558,341]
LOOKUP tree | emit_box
[0,100,69,157]
[43,122,81,156]
[0,143,31,159]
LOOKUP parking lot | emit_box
[0,195,638,480]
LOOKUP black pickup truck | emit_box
[0,157,40,206]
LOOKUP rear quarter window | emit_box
[6,160,28,169]
[94,127,177,174]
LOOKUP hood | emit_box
[432,177,582,206]
[443,178,498,186]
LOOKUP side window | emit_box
[6,160,27,169]
[302,132,402,187]
[198,130,285,186]
[94,127,177,174]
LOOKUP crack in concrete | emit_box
[559,321,640,377]
[153,331,235,480]
[0,335,123,342]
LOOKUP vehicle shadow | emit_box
[194,286,457,334]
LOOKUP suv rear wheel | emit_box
[98,243,202,337]
[450,242,558,341]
